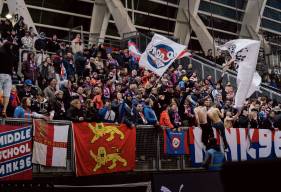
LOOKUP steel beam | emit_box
[174,0,216,55]
[7,0,38,35]
[104,0,136,38]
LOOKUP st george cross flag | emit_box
[139,34,186,77]
[163,129,189,155]
[219,39,261,108]
[32,120,69,167]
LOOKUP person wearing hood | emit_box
[35,32,48,51]
[0,41,17,117]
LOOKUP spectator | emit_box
[0,41,17,117]
[66,99,84,122]
[21,31,33,50]
[47,34,60,53]
[99,100,116,123]
[22,52,38,83]
[31,91,52,118]
[236,108,250,128]
[14,97,48,120]
[84,99,98,122]
[18,79,37,100]
[169,103,182,128]
[74,51,86,78]
[38,57,55,89]
[43,78,57,103]
[92,87,103,110]
[35,32,48,51]
[203,138,225,171]
[132,103,147,125]
[7,85,20,117]
[144,98,158,125]
[71,34,83,54]
[51,90,65,120]
[160,104,174,129]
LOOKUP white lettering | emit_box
[274,131,281,157]
[12,161,19,172]
[259,129,272,158]
[247,129,257,159]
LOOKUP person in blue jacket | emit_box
[143,98,158,125]
[203,137,225,171]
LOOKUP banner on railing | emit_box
[73,122,136,176]
[32,120,69,167]
[163,129,189,155]
[0,125,32,180]
[189,127,281,167]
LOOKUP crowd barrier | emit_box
[0,118,197,176]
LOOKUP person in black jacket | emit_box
[51,90,65,120]
[35,32,48,51]
[236,109,249,128]
[47,34,60,53]
[74,51,86,78]
[66,99,85,122]
[84,99,99,122]
[0,41,17,117]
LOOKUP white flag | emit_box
[219,39,261,109]
[32,120,69,167]
[139,34,186,77]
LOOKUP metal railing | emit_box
[182,55,281,102]
[0,118,198,176]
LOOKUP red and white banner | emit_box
[0,125,32,180]
[73,122,136,176]
[32,120,69,167]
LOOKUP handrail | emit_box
[191,54,281,96]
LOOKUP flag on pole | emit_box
[177,49,192,59]
[139,34,186,77]
[32,120,69,167]
[219,39,261,109]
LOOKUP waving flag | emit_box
[177,49,192,59]
[128,41,141,61]
[219,39,261,109]
[139,34,186,77]
[163,129,189,155]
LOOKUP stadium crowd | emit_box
[1,17,281,146]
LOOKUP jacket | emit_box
[66,106,84,122]
[143,105,158,125]
[160,110,174,128]
[0,43,17,74]
[22,60,38,82]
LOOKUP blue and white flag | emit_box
[164,129,189,155]
[219,39,261,109]
[139,34,186,77]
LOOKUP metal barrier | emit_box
[0,118,197,176]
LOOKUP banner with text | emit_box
[189,127,281,167]
[73,122,136,176]
[0,125,32,180]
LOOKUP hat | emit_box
[182,76,188,82]
[24,79,32,86]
